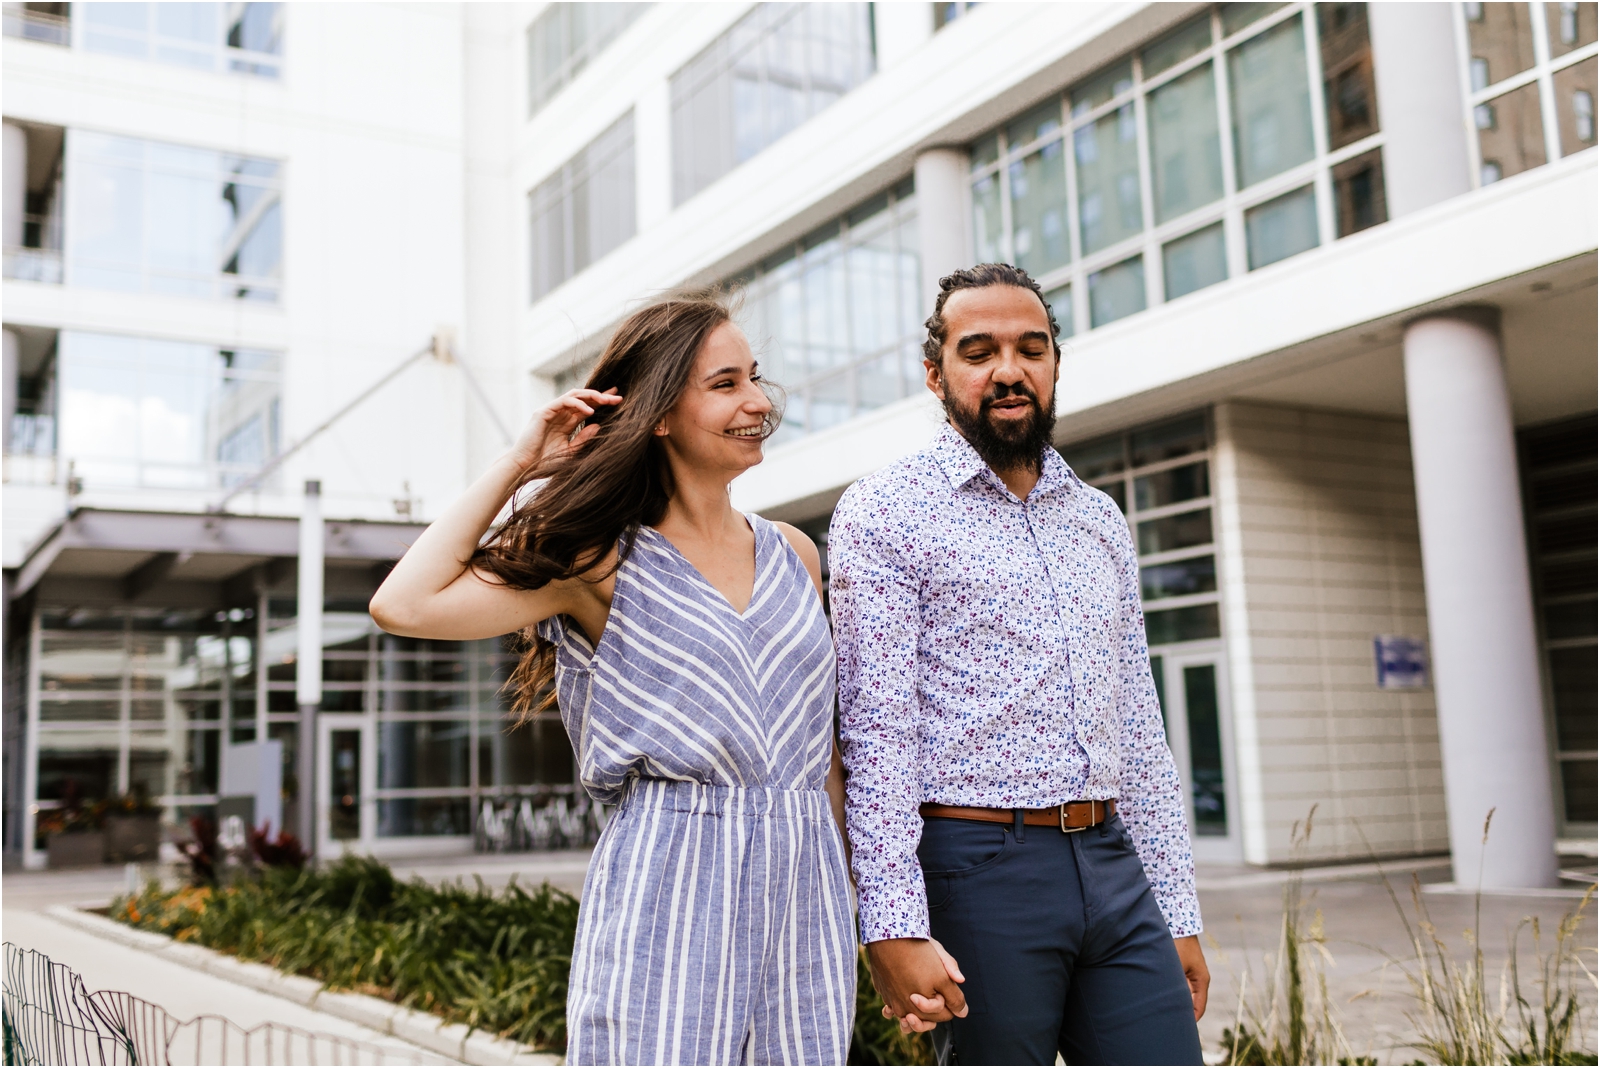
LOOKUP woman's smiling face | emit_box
[657,320,774,476]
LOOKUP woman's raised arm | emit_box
[368,388,621,641]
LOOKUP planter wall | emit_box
[47,831,106,869]
[105,815,161,862]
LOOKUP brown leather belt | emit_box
[920,799,1117,833]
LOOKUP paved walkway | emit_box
[5,848,1593,1065]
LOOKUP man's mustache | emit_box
[980,383,1040,409]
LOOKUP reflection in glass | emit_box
[1163,224,1228,300]
[1228,14,1315,188]
[1465,2,1537,88]
[1318,4,1379,150]
[1245,185,1318,269]
[1149,61,1224,224]
[1143,16,1212,78]
[1130,414,1208,469]
[329,729,361,840]
[379,721,470,789]
[1555,59,1598,155]
[1044,284,1075,341]
[1183,663,1228,834]
[1138,507,1214,555]
[526,4,645,117]
[529,113,636,301]
[1332,149,1387,237]
[1088,255,1145,328]
[1221,2,1286,37]
[378,797,472,838]
[83,2,282,76]
[1009,140,1070,276]
[66,131,282,300]
[1477,81,1546,183]
[1135,460,1210,510]
[972,172,1003,263]
[1075,105,1143,254]
[1070,60,1133,117]
[1060,434,1124,480]
[1548,1,1598,56]
[1142,555,1218,600]
[1146,602,1222,644]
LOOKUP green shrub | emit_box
[114,855,578,1051]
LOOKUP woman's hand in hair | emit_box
[509,388,622,471]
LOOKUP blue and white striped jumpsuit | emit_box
[538,516,856,1065]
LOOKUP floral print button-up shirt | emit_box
[830,423,1202,943]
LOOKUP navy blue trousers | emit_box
[918,814,1203,1066]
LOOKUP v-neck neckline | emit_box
[643,516,764,619]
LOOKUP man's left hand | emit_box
[1174,935,1209,1020]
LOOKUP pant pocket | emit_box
[919,818,1013,911]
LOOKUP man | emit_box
[829,263,1208,1065]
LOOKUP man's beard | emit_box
[943,379,1057,475]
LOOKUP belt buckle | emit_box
[1059,801,1094,834]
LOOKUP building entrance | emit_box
[317,714,371,854]
[1151,648,1240,862]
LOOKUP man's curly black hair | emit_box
[921,263,1061,365]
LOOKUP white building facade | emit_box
[4,2,1594,879]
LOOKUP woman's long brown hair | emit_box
[474,291,779,721]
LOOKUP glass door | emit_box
[317,715,372,856]
[1151,651,1240,860]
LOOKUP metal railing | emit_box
[1,943,450,1065]
[1,5,69,46]
[474,791,606,853]
[2,247,63,284]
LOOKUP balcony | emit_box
[3,245,62,284]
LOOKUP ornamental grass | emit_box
[113,855,578,1052]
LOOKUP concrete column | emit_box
[874,3,935,71]
[913,148,972,315]
[1368,4,1473,216]
[4,122,26,250]
[296,479,324,856]
[1403,308,1558,889]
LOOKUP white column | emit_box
[296,478,324,855]
[4,122,27,250]
[874,3,934,71]
[913,148,971,315]
[1403,308,1558,889]
[1367,4,1473,216]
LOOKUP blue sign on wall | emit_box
[1374,635,1430,690]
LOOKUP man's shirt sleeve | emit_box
[829,487,930,943]
[1111,515,1204,938]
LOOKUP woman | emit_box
[369,294,855,1065]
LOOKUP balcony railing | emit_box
[3,247,63,284]
[2,4,69,46]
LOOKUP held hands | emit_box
[865,937,967,1035]
[507,388,623,471]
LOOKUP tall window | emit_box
[527,4,646,118]
[1461,2,1598,185]
[970,3,1383,338]
[81,2,283,77]
[64,131,282,302]
[529,112,636,302]
[733,180,920,443]
[1517,415,1597,832]
[57,331,281,491]
[671,3,875,205]
[1061,412,1226,835]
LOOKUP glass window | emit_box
[1221,2,1286,37]
[1331,149,1387,237]
[65,131,281,301]
[527,4,645,117]
[1149,61,1225,224]
[378,797,471,838]
[670,3,874,205]
[57,332,281,491]
[734,183,919,441]
[1228,13,1315,188]
[1138,508,1214,555]
[1060,433,1124,480]
[972,170,1004,263]
[1317,3,1379,150]
[378,721,471,789]
[1142,555,1218,600]
[1009,138,1070,277]
[1183,663,1228,833]
[1547,1,1599,56]
[1555,58,1599,155]
[1164,223,1228,300]
[1135,459,1211,509]
[1477,80,1547,183]
[1465,2,1538,88]
[1070,60,1133,117]
[1143,16,1212,78]
[1131,413,1208,465]
[934,2,980,31]
[3,3,71,46]
[1075,104,1144,254]
[1044,284,1076,340]
[1145,602,1222,643]
[1245,184,1318,269]
[82,2,282,77]
[1088,254,1146,327]
[529,112,636,301]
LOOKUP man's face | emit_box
[925,284,1060,471]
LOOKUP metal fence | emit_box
[1,943,452,1066]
